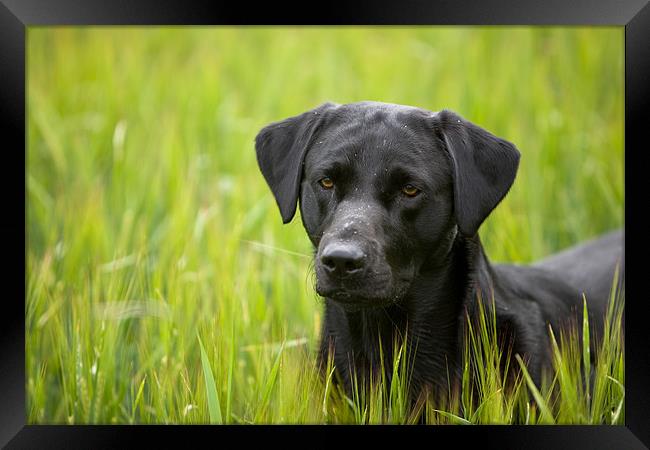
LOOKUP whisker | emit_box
[240,239,311,259]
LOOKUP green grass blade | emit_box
[322,364,336,419]
[225,320,236,424]
[433,409,473,425]
[130,375,146,424]
[515,354,554,424]
[254,341,285,422]
[606,375,625,424]
[582,294,591,413]
[197,335,223,424]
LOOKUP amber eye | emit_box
[402,184,420,197]
[319,177,334,189]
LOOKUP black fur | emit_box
[255,101,624,403]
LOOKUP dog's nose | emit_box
[320,243,365,276]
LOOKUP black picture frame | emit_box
[3,0,649,448]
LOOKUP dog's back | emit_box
[533,229,624,324]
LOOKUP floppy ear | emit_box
[255,103,336,223]
[433,110,521,237]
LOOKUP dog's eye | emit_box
[319,177,334,189]
[402,184,421,197]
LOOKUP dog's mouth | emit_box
[319,288,395,308]
[315,271,412,308]
[322,288,353,301]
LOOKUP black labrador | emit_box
[254,101,624,404]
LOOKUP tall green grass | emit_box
[26,27,624,424]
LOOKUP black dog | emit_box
[254,101,624,404]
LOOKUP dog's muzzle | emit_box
[315,235,398,305]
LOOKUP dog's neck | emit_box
[325,231,493,394]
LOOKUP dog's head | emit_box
[255,101,520,308]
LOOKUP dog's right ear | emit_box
[255,103,336,224]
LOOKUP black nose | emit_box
[320,243,365,276]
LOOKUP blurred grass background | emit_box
[26,27,624,424]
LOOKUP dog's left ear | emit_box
[255,102,337,224]
[433,110,521,237]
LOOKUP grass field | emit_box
[26,27,624,424]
